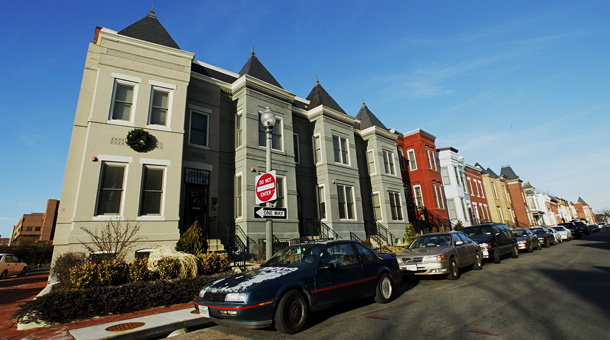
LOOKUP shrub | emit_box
[51,252,88,289]
[69,260,129,288]
[129,258,157,282]
[70,262,99,289]
[175,220,207,256]
[148,245,199,279]
[156,258,181,280]
[454,220,464,231]
[198,253,230,275]
[13,271,234,325]
[79,220,143,261]
[404,223,417,246]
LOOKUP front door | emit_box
[182,169,209,235]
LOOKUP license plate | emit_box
[406,265,417,271]
[199,306,210,318]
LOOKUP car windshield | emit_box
[463,226,493,238]
[512,230,528,237]
[532,229,545,235]
[262,244,323,268]
[551,227,562,231]
[409,234,452,248]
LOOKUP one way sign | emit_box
[254,207,287,219]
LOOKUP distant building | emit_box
[9,199,59,246]
[464,163,491,225]
[479,164,516,227]
[500,166,532,228]
[437,147,471,227]
[573,197,596,225]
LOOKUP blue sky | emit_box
[1,1,608,238]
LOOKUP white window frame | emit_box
[318,184,327,221]
[138,164,167,220]
[383,150,396,175]
[431,148,437,170]
[367,149,376,175]
[454,167,461,186]
[332,135,350,165]
[372,191,382,222]
[441,167,451,185]
[235,172,243,220]
[235,110,243,148]
[337,184,356,220]
[468,178,474,196]
[433,183,440,209]
[188,105,211,149]
[259,114,283,151]
[389,190,403,221]
[94,160,130,219]
[478,181,485,198]
[447,199,457,220]
[437,184,445,209]
[313,134,322,165]
[398,148,406,170]
[413,185,424,208]
[146,80,176,130]
[108,75,140,126]
[407,149,417,171]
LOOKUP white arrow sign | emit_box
[254,207,287,219]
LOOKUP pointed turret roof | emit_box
[305,76,346,114]
[500,166,519,180]
[118,7,180,49]
[356,100,388,130]
[238,48,282,88]
[577,197,589,206]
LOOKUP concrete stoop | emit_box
[69,308,213,340]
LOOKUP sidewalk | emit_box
[0,270,207,340]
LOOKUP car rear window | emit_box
[463,226,493,238]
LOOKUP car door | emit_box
[353,242,382,295]
[457,232,477,265]
[452,233,472,267]
[314,243,365,309]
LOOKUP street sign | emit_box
[255,171,277,204]
[254,207,287,219]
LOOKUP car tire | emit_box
[374,273,394,303]
[536,242,542,250]
[447,258,460,280]
[0,270,7,280]
[18,267,27,277]
[473,252,483,270]
[527,243,534,253]
[545,239,550,247]
[275,290,308,334]
[493,248,501,264]
[511,245,519,258]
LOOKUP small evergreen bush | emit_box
[175,220,207,256]
[69,260,129,288]
[197,253,230,275]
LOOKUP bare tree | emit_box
[79,220,144,261]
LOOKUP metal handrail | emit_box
[350,231,363,243]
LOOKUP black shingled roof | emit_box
[191,62,238,84]
[305,79,346,114]
[356,102,388,130]
[500,166,519,180]
[118,9,180,49]
[486,168,499,178]
[239,51,282,88]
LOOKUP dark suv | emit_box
[462,223,518,263]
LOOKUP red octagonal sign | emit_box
[255,171,277,204]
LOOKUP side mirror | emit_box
[318,263,335,271]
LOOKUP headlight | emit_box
[423,255,444,263]
[225,293,247,303]
[199,287,208,298]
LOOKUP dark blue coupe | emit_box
[193,240,401,334]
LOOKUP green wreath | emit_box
[126,128,151,152]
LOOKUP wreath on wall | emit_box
[126,128,151,152]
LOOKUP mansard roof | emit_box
[500,166,519,180]
[118,8,180,49]
[305,78,346,114]
[577,197,589,206]
[486,168,499,179]
[356,101,388,130]
[239,50,283,89]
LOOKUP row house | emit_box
[500,166,532,228]
[572,197,596,225]
[523,182,551,227]
[393,129,450,231]
[478,164,516,227]
[52,9,408,263]
[464,163,491,225]
[437,147,471,227]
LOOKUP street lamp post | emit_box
[260,107,276,261]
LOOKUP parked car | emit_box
[511,229,541,253]
[587,225,600,233]
[548,228,563,243]
[531,228,555,247]
[559,222,581,239]
[551,226,572,241]
[193,240,401,334]
[462,223,518,263]
[0,253,27,279]
[396,231,482,280]
[598,223,607,230]
[574,221,590,235]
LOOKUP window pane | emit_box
[235,175,242,217]
[235,115,242,147]
[276,178,284,208]
[150,90,168,125]
[337,185,346,219]
[340,138,348,164]
[190,112,208,146]
[97,164,125,215]
[333,136,341,162]
[314,136,321,163]
[367,151,375,174]
[141,167,164,215]
[112,84,133,121]
[408,150,417,170]
[346,186,354,219]
[442,167,450,185]
[293,134,300,163]
[318,186,326,219]
[448,199,457,220]
[372,193,381,221]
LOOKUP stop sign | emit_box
[255,171,277,204]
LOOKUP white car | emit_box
[0,253,27,279]
[548,228,563,243]
[551,226,572,241]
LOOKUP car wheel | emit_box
[275,290,308,334]
[0,270,7,280]
[493,248,501,264]
[18,267,27,277]
[536,241,542,250]
[374,273,394,303]
[545,239,550,247]
[511,245,519,258]
[527,243,533,253]
[473,252,483,270]
[447,258,460,280]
